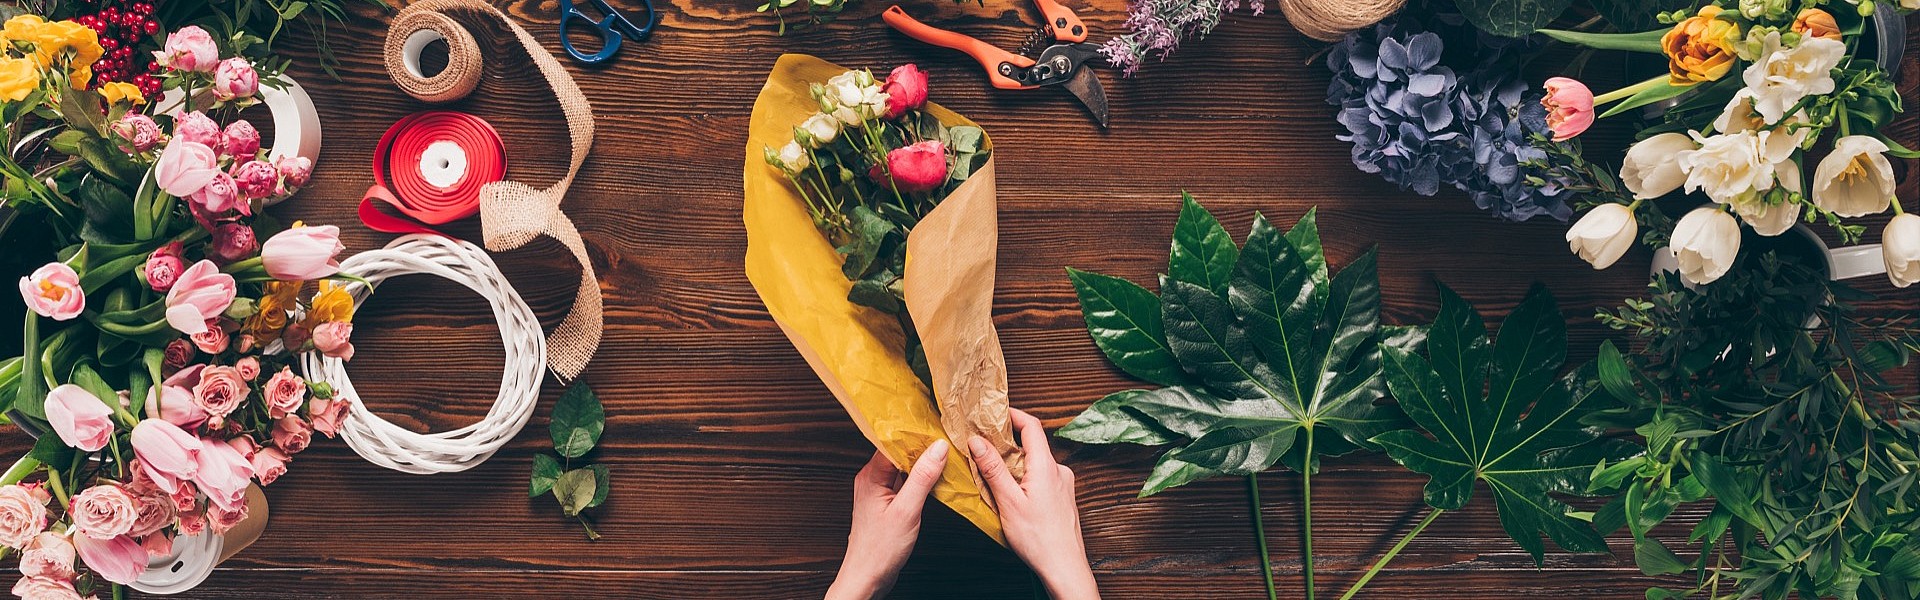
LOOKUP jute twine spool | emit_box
[383,9,483,103]
[1279,0,1405,42]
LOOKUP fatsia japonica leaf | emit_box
[1067,268,1193,388]
[1372,284,1639,564]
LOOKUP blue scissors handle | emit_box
[559,0,657,65]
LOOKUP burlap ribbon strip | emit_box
[381,0,603,381]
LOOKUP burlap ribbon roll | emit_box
[1279,0,1405,42]
[380,0,603,381]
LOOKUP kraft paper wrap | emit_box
[743,54,1021,544]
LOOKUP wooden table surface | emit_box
[12,1,1920,598]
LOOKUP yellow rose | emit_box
[305,280,356,326]
[30,20,102,71]
[1662,5,1741,85]
[68,66,91,90]
[0,56,41,103]
[99,81,143,105]
[246,281,303,340]
[1,15,46,43]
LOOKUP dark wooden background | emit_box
[10,1,1920,598]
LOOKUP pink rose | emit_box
[274,155,312,189]
[251,447,290,486]
[207,500,248,535]
[162,339,195,371]
[69,485,137,540]
[112,113,164,153]
[272,416,312,454]
[18,263,84,321]
[874,140,949,193]
[261,225,344,281]
[0,485,50,548]
[235,334,257,354]
[235,356,261,381]
[190,320,229,354]
[131,419,203,494]
[223,120,260,159]
[1542,77,1595,142]
[126,485,176,538]
[226,436,258,458]
[44,385,115,452]
[18,532,76,580]
[153,25,218,73]
[192,438,253,512]
[210,222,256,263]
[141,532,173,558]
[193,172,244,216]
[9,576,84,600]
[881,64,929,119]
[230,160,277,199]
[153,140,218,197]
[174,512,207,537]
[167,482,197,513]
[73,534,145,585]
[192,365,248,418]
[156,384,207,429]
[212,58,258,101]
[264,367,306,420]
[308,396,348,439]
[163,260,235,335]
[171,111,224,152]
[312,322,354,361]
[142,242,186,293]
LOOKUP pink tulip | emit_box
[881,64,929,120]
[312,322,354,361]
[261,225,344,280]
[130,419,202,494]
[153,140,219,198]
[224,120,261,159]
[1542,77,1595,141]
[157,384,207,429]
[163,260,235,335]
[44,385,115,452]
[73,534,145,585]
[17,263,84,321]
[193,438,253,512]
[212,58,258,102]
[153,26,219,73]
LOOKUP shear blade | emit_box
[1060,67,1109,128]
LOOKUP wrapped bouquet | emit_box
[744,54,1018,543]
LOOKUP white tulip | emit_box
[1620,132,1697,199]
[1742,32,1845,124]
[1906,0,1919,10]
[777,141,809,171]
[1811,135,1896,217]
[1565,203,1638,270]
[1885,213,1920,288]
[1677,132,1775,204]
[1671,207,1743,285]
[799,113,839,147]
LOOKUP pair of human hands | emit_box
[824,409,1098,600]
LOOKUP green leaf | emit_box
[838,206,895,280]
[1538,28,1668,54]
[549,382,605,459]
[588,463,610,508]
[1454,0,1574,37]
[1372,284,1639,564]
[1168,193,1237,296]
[530,454,562,497]
[1141,453,1218,497]
[1634,537,1689,576]
[12,313,46,422]
[1596,341,1637,405]
[553,468,597,517]
[26,434,74,470]
[1067,268,1191,387]
[1600,80,1696,119]
[1057,390,1179,446]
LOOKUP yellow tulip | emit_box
[0,56,41,103]
[1662,6,1741,85]
[99,81,143,105]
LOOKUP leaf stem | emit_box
[1247,473,1277,600]
[1303,434,1316,600]
[1338,508,1442,600]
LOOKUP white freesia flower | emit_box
[1671,207,1743,285]
[1620,132,1697,199]
[1566,203,1638,270]
[1713,89,1809,162]
[777,141,809,171]
[1884,213,1920,288]
[1728,160,1803,236]
[799,113,840,147]
[1677,132,1775,204]
[1811,135,1896,217]
[1742,32,1845,123]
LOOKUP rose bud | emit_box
[212,57,258,101]
[210,222,258,264]
[231,159,278,199]
[224,120,261,159]
[881,64,929,120]
[112,113,164,153]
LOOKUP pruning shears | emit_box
[881,0,1110,127]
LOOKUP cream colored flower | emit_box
[1811,135,1895,218]
[1742,32,1844,124]
[1678,131,1775,204]
[825,71,888,128]
[799,113,839,147]
[1671,206,1742,285]
[1621,132,1697,199]
[1884,213,1920,288]
[1566,203,1638,270]
[777,141,809,171]
[1713,89,1809,163]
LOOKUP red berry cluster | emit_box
[72,1,162,97]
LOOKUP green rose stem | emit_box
[1337,508,1444,600]
[1247,474,1276,600]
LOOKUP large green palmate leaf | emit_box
[1455,0,1574,37]
[1059,195,1406,495]
[1372,284,1638,564]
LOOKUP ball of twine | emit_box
[385,9,485,103]
[1279,0,1405,42]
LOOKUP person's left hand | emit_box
[825,439,949,600]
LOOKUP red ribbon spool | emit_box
[359,111,508,236]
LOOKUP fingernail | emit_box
[927,438,949,457]
[967,436,991,456]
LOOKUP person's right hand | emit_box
[967,408,1099,600]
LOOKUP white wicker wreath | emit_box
[299,234,547,474]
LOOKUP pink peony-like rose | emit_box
[126,485,176,538]
[154,140,218,198]
[210,222,256,263]
[235,356,261,381]
[223,120,260,159]
[212,58,258,102]
[153,26,218,73]
[0,484,50,548]
[874,140,949,193]
[131,419,203,494]
[167,481,197,513]
[18,263,85,321]
[171,111,224,152]
[192,365,248,418]
[192,438,253,512]
[308,396,348,439]
[881,64,929,120]
[274,155,312,189]
[1541,77,1595,142]
[281,322,311,351]
[18,532,76,580]
[231,160,277,199]
[69,485,138,540]
[193,172,244,216]
[162,339,195,371]
[174,512,206,537]
[251,447,290,485]
[261,225,344,281]
[44,385,115,452]
[155,384,206,429]
[164,260,236,335]
[112,113,164,153]
[235,334,257,354]
[74,534,145,585]
[272,416,313,454]
[141,531,173,558]
[263,367,306,420]
[143,242,185,293]
[190,320,229,354]
[9,575,84,600]
[207,500,248,535]
[312,322,354,361]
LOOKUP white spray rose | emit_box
[1677,132,1775,204]
[777,141,809,171]
[1671,207,1743,285]
[1566,203,1638,270]
[1884,213,1920,288]
[799,113,839,147]
[1811,135,1896,217]
[1742,32,1845,124]
[1620,132,1697,199]
[825,71,889,128]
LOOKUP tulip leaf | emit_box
[1454,0,1574,37]
[549,381,604,459]
[11,313,46,422]
[1538,27,1668,54]
[1372,284,1640,564]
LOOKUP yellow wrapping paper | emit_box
[743,54,1017,544]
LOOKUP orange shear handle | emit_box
[1031,0,1087,42]
[883,6,1036,90]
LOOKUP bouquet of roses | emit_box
[1537,0,1915,286]
[1,20,334,598]
[744,54,1019,543]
